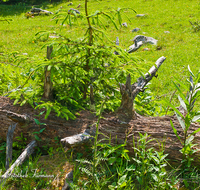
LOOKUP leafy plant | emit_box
[33,0,138,117]
[132,133,169,189]
[169,65,200,168]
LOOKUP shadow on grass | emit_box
[0,0,63,17]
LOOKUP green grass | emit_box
[0,0,200,188]
[0,0,199,108]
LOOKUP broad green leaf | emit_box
[108,157,116,165]
[175,112,186,131]
[170,120,183,144]
[185,135,194,146]
[172,80,187,103]
[178,95,187,111]
[39,128,46,133]
[34,135,41,141]
[166,101,184,119]
[192,115,200,122]
[13,99,20,105]
[174,77,188,91]
[20,100,26,106]
[151,173,158,182]
[118,174,127,185]
[45,107,52,119]
[34,118,40,125]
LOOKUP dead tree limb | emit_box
[117,56,166,120]
[61,130,92,147]
[1,140,37,185]
[0,110,30,125]
[6,123,17,170]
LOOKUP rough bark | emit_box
[5,123,17,170]
[0,97,93,145]
[43,46,53,100]
[0,140,37,186]
[61,130,92,147]
[117,56,166,120]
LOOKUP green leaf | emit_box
[170,120,183,144]
[34,118,40,125]
[20,100,26,106]
[151,173,158,182]
[166,101,184,119]
[175,112,186,131]
[118,174,127,185]
[13,99,20,105]
[108,157,116,165]
[45,107,52,119]
[102,12,118,30]
[34,135,41,141]
[178,95,187,112]
[190,128,200,137]
[47,65,52,71]
[39,128,46,133]
[185,135,194,146]
[172,80,187,103]
[174,77,188,91]
[192,115,200,122]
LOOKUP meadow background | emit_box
[0,0,200,189]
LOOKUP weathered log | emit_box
[0,109,30,125]
[96,114,200,166]
[128,35,157,53]
[62,170,73,190]
[0,97,92,144]
[61,130,92,147]
[0,140,37,186]
[127,41,143,53]
[5,123,17,170]
[117,56,166,120]
[31,8,53,14]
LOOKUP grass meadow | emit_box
[0,0,200,189]
[0,0,200,102]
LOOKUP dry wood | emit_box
[117,56,166,120]
[61,130,92,147]
[43,46,53,99]
[0,110,30,125]
[90,84,95,111]
[5,123,17,170]
[0,140,37,186]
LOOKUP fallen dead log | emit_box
[0,109,31,125]
[0,55,199,165]
[0,140,37,186]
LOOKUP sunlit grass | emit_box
[0,0,200,107]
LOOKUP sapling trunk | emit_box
[83,0,93,99]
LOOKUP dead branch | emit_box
[6,123,17,170]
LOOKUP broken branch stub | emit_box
[6,123,17,170]
[43,46,53,100]
[0,140,37,187]
[117,56,166,120]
